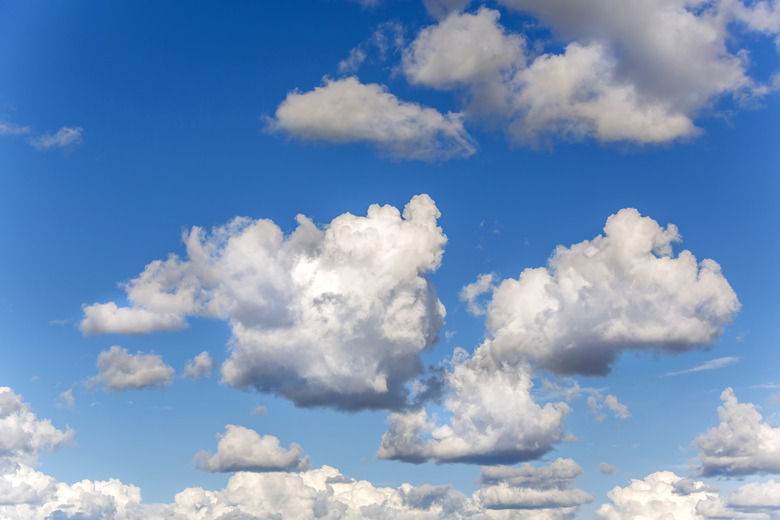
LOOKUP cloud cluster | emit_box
[87,346,175,392]
[597,470,780,520]
[82,195,448,410]
[696,388,780,477]
[472,208,739,376]
[194,425,310,473]
[274,0,780,157]
[477,458,593,515]
[270,77,476,161]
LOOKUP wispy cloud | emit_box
[665,357,740,377]
[27,126,84,150]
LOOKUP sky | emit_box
[1,0,779,518]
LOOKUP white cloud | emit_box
[82,195,448,411]
[87,346,174,392]
[696,388,780,477]
[27,126,84,150]
[598,463,617,475]
[183,351,216,379]
[403,8,524,89]
[377,349,569,464]
[56,389,75,409]
[270,77,476,161]
[80,301,188,335]
[251,405,267,415]
[473,208,739,377]
[588,394,631,421]
[194,425,310,473]
[459,273,494,315]
[666,356,740,376]
[595,471,718,520]
[478,458,593,514]
[0,387,73,465]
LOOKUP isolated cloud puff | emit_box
[478,458,593,514]
[0,387,73,464]
[378,349,569,465]
[271,77,476,160]
[183,351,216,379]
[696,388,780,476]
[587,393,631,422]
[82,195,448,411]
[194,425,310,473]
[87,346,174,392]
[470,208,738,376]
[598,463,617,475]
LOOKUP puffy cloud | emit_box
[696,388,780,477]
[598,463,617,475]
[473,208,738,377]
[395,0,779,146]
[377,349,569,464]
[0,387,73,464]
[87,346,174,392]
[194,425,310,473]
[403,8,524,89]
[270,77,476,161]
[477,458,593,514]
[82,195,448,411]
[80,302,187,335]
[56,389,75,409]
[183,351,216,379]
[595,471,718,520]
[509,42,699,145]
[27,126,84,150]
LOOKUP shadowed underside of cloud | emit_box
[81,195,447,411]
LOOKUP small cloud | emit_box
[86,345,174,392]
[27,126,84,150]
[251,405,268,415]
[49,318,69,325]
[183,351,216,379]
[0,120,31,135]
[444,330,456,342]
[57,389,75,409]
[665,357,740,377]
[598,462,618,474]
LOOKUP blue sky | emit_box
[1,1,779,518]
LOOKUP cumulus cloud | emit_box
[87,346,174,392]
[270,77,476,161]
[194,425,310,473]
[471,208,739,377]
[82,195,448,411]
[595,471,719,520]
[27,126,84,150]
[56,389,75,409]
[696,388,780,477]
[393,0,780,146]
[403,8,524,89]
[598,463,617,475]
[183,351,216,379]
[377,349,569,465]
[478,458,593,514]
[0,387,73,465]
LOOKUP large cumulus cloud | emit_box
[465,208,738,376]
[81,195,447,411]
